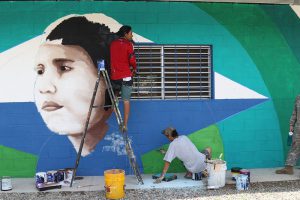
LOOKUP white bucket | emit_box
[207,159,227,189]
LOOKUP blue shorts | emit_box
[111,79,133,101]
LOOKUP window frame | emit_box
[132,43,214,100]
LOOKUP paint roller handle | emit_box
[219,153,223,160]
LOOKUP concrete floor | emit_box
[1,168,299,193]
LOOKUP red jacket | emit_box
[110,38,137,80]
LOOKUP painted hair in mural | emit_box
[34,15,117,156]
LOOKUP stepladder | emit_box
[70,60,143,187]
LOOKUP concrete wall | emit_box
[0,1,300,177]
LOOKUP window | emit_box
[132,44,213,100]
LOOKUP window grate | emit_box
[132,44,212,100]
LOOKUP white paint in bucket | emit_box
[207,159,227,189]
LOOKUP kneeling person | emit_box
[154,127,211,183]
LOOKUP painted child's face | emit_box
[34,43,106,135]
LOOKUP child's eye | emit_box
[35,65,44,75]
[37,69,44,75]
[60,65,72,72]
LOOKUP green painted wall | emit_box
[0,145,37,177]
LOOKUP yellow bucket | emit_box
[104,169,125,199]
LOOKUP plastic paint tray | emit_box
[36,183,62,191]
[152,173,177,182]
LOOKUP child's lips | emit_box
[42,101,63,111]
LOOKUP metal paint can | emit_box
[240,169,250,183]
[55,171,65,183]
[1,176,12,191]
[231,167,242,181]
[35,172,47,184]
[236,174,249,190]
[46,171,56,183]
[192,172,202,181]
[65,168,74,182]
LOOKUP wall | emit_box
[0,1,300,177]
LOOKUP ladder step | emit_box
[101,69,144,185]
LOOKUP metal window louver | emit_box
[132,44,212,100]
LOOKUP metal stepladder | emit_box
[70,60,143,187]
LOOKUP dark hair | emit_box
[116,25,132,37]
[162,127,178,138]
[46,16,118,68]
[170,129,178,137]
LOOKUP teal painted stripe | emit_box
[262,5,300,71]
[196,3,300,159]
[217,101,283,168]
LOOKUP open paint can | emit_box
[36,172,47,184]
[207,159,227,189]
[240,169,250,183]
[236,174,249,190]
[231,167,242,181]
[1,176,12,191]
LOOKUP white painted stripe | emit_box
[291,5,300,19]
[0,36,41,102]
[214,72,267,99]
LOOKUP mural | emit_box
[0,1,299,177]
[34,15,115,156]
[33,14,152,174]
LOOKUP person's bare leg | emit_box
[123,100,130,130]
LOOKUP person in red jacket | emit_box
[110,25,136,132]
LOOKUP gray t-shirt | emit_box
[164,135,206,173]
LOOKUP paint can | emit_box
[104,169,125,199]
[231,167,242,181]
[1,176,12,191]
[63,168,73,183]
[207,159,227,189]
[46,171,56,183]
[192,172,202,181]
[35,172,47,184]
[54,170,65,183]
[236,174,249,190]
[239,169,250,183]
